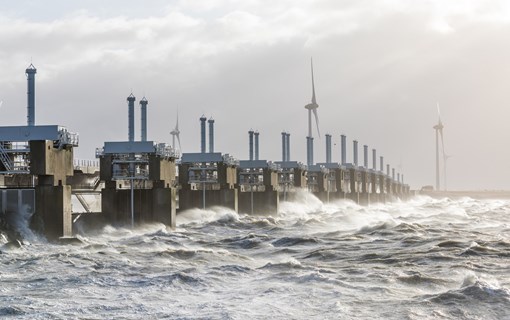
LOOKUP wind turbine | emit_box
[443,153,452,191]
[433,103,445,191]
[170,109,181,150]
[304,58,320,166]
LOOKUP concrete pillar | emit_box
[208,118,215,153]
[294,167,307,188]
[360,170,370,205]
[306,136,313,166]
[372,149,376,170]
[26,64,37,126]
[140,97,148,142]
[281,132,286,161]
[363,145,368,168]
[254,131,260,161]
[353,140,358,167]
[348,168,359,204]
[249,130,254,161]
[326,134,332,163]
[371,172,379,203]
[334,168,346,199]
[341,135,347,165]
[29,140,74,240]
[286,133,291,161]
[127,94,136,142]
[200,116,207,153]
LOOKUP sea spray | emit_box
[10,203,39,242]
[177,206,240,227]
[1,196,509,319]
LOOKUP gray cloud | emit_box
[1,0,510,190]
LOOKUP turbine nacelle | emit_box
[305,103,318,110]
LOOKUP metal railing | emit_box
[155,143,179,159]
[56,128,79,149]
[0,143,13,171]
[112,167,150,180]
[222,154,240,167]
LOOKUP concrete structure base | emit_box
[179,189,238,212]
[347,192,360,204]
[33,185,72,240]
[359,193,371,206]
[101,187,176,227]
[239,190,278,215]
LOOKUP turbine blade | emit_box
[175,109,179,131]
[177,134,182,150]
[311,58,316,104]
[313,108,320,138]
[437,102,442,124]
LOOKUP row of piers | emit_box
[0,65,410,241]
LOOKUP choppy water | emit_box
[1,192,510,319]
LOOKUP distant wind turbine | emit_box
[304,58,321,166]
[170,109,181,150]
[433,103,446,191]
[444,153,452,191]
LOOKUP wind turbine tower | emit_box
[433,103,445,191]
[304,59,320,167]
[170,110,181,150]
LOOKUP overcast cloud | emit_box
[1,0,510,190]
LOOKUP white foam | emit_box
[461,271,479,288]
[11,204,41,243]
[177,206,240,226]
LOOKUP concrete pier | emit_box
[275,161,307,201]
[94,94,178,228]
[179,153,239,212]
[370,169,381,202]
[345,164,362,204]
[98,141,178,228]
[308,165,335,202]
[359,168,372,205]
[238,160,279,214]
[0,131,78,240]
[30,140,75,239]
[0,65,79,240]
[316,162,349,201]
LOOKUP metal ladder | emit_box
[0,143,13,171]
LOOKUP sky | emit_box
[1,0,510,191]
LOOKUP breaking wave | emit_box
[1,193,510,319]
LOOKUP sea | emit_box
[1,191,509,319]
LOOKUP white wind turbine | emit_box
[433,103,446,191]
[304,58,320,166]
[170,110,181,150]
[443,153,452,191]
